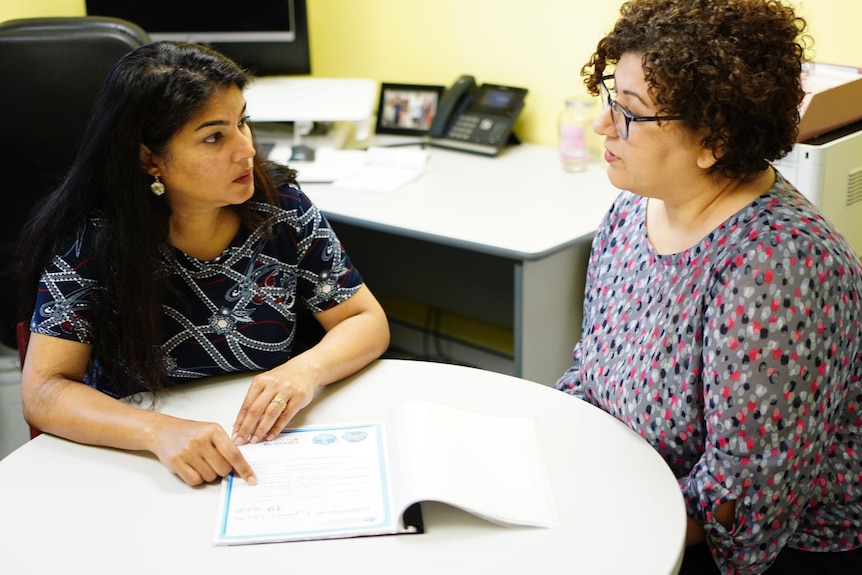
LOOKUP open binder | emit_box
[214,401,555,545]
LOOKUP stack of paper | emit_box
[331,146,430,192]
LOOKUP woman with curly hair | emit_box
[16,42,389,487]
[555,1,862,573]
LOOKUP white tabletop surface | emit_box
[0,359,685,574]
[301,144,621,260]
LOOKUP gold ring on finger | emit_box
[271,396,287,412]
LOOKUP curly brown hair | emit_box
[583,0,811,180]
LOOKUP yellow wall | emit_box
[5,0,862,147]
[0,0,84,19]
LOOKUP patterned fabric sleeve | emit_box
[31,221,99,344]
[282,185,362,312]
[684,215,862,573]
[555,194,621,399]
[555,342,584,397]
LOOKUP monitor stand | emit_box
[290,144,316,162]
[289,120,316,162]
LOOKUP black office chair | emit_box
[0,16,151,348]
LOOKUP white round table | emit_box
[0,359,685,574]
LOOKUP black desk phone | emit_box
[429,75,528,156]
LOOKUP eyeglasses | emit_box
[599,75,684,140]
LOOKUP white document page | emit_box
[290,149,368,183]
[332,146,430,192]
[215,422,396,544]
[390,401,557,528]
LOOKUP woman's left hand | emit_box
[231,365,318,445]
[230,285,390,445]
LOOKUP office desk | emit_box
[0,359,685,575]
[302,143,620,385]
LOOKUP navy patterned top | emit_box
[31,184,362,394]
[556,172,862,574]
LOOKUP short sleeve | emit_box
[276,186,363,313]
[30,222,100,344]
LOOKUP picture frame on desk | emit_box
[376,83,445,136]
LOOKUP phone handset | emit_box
[428,74,527,156]
[428,74,477,138]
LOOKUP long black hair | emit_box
[16,41,292,397]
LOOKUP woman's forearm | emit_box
[22,372,171,452]
[299,286,390,388]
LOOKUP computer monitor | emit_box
[85,0,311,76]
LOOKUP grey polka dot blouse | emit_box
[556,171,862,574]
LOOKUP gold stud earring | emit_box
[151,176,165,196]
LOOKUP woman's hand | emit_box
[231,285,389,445]
[231,365,318,445]
[149,415,257,486]
[22,334,254,487]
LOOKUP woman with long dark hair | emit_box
[16,41,389,487]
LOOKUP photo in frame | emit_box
[376,83,445,136]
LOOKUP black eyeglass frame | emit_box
[599,75,684,140]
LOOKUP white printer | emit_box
[773,120,862,256]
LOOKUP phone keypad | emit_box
[447,114,509,147]
[448,114,481,140]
